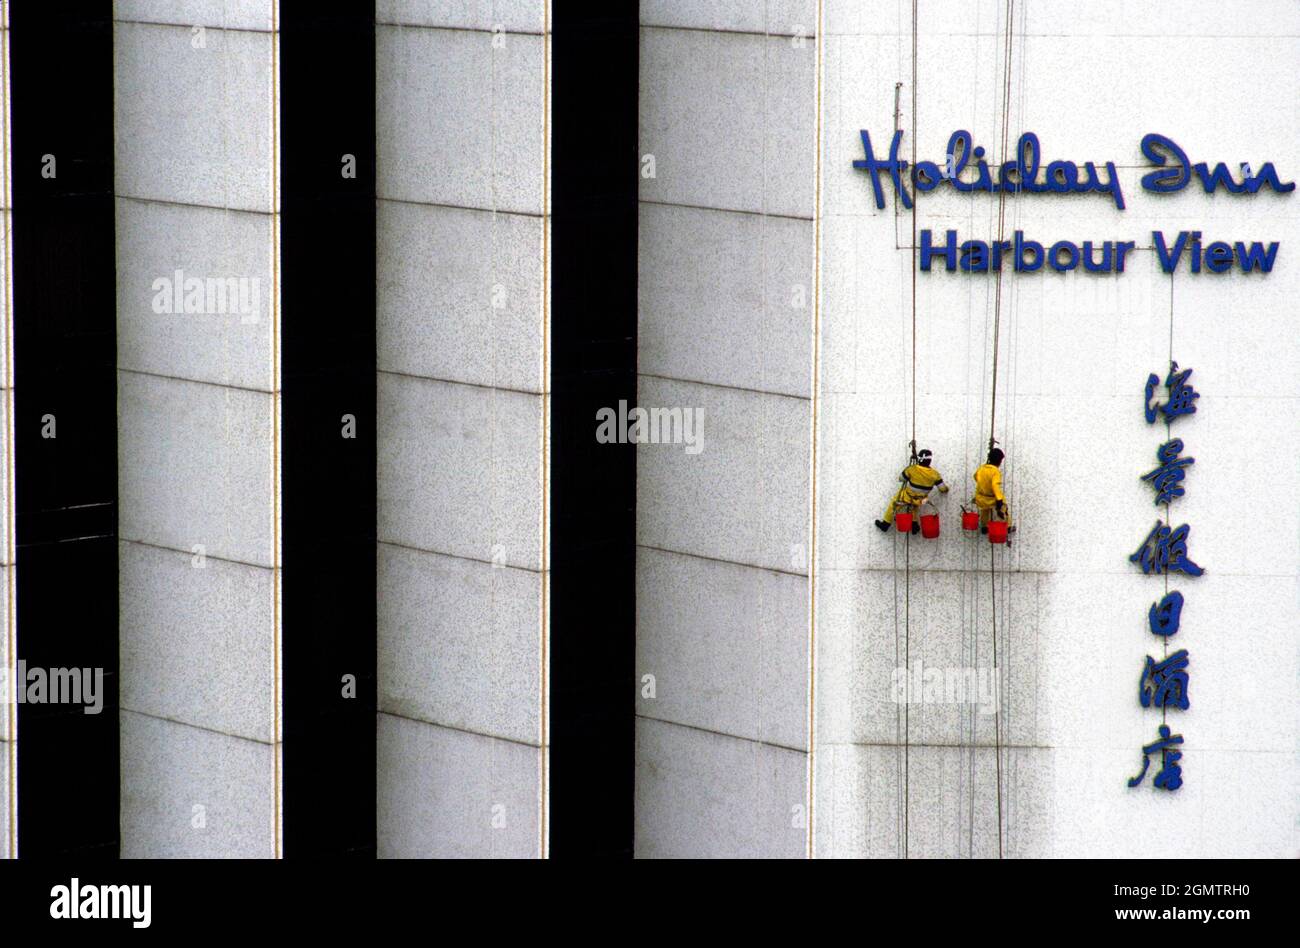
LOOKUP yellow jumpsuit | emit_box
[973,463,1012,528]
[883,463,947,523]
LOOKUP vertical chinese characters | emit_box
[1129,362,1201,791]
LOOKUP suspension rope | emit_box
[989,0,1015,445]
[989,542,1004,858]
[910,0,919,448]
[899,0,923,860]
[889,69,905,856]
[1000,0,1030,853]
[903,532,911,859]
[983,0,1018,860]
[892,530,904,857]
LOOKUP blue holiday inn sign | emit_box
[853,130,1293,274]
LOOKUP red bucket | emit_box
[895,512,913,533]
[961,510,979,531]
[920,513,940,539]
[988,520,1008,544]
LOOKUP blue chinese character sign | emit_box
[1148,591,1185,637]
[1130,361,1204,793]
[1130,521,1204,577]
[1127,724,1185,791]
[1144,362,1199,424]
[1139,650,1191,710]
[1141,439,1195,505]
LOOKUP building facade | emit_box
[0,0,1295,858]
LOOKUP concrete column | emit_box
[375,3,550,858]
[634,2,818,857]
[114,1,281,857]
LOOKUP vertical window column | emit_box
[549,2,638,858]
[280,6,376,858]
[11,2,118,859]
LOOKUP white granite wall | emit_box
[114,1,281,858]
[814,0,1299,858]
[374,2,550,858]
[635,3,818,858]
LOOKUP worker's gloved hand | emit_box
[938,484,949,494]
[995,501,1006,517]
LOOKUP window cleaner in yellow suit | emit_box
[973,447,1015,536]
[875,446,948,534]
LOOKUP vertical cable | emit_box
[989,0,1015,444]
[1163,274,1175,726]
[1000,0,1030,852]
[909,0,918,449]
[984,0,1018,860]
[899,0,922,860]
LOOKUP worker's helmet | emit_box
[988,447,1005,464]
[917,448,933,463]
